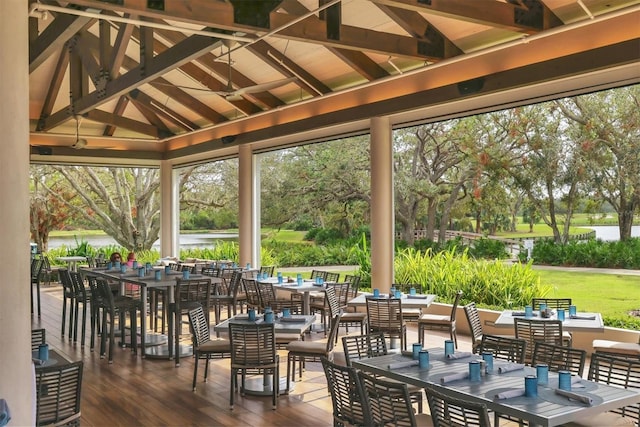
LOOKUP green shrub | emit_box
[469,238,509,259]
[392,247,550,308]
[531,238,640,269]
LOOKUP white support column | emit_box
[0,1,35,424]
[238,144,254,267]
[253,154,262,267]
[370,116,395,293]
[159,161,178,257]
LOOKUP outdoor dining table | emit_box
[56,256,87,272]
[352,348,640,427]
[80,266,222,359]
[214,313,316,394]
[493,310,605,333]
[261,277,326,315]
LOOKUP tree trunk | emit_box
[618,208,635,241]
[425,198,437,242]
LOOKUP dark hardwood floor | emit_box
[32,283,336,427]
[32,281,479,426]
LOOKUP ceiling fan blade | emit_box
[233,77,297,96]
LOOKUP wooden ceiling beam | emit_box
[330,48,389,81]
[37,49,69,130]
[29,12,94,72]
[41,33,224,131]
[128,90,198,132]
[103,96,129,137]
[85,109,166,138]
[371,0,556,33]
[156,29,285,110]
[270,12,429,60]
[377,4,462,60]
[248,40,331,96]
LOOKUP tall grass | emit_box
[393,247,550,308]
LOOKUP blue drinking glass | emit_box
[557,309,565,321]
[482,352,494,373]
[536,364,549,386]
[525,305,533,318]
[419,350,430,369]
[444,340,454,357]
[525,375,538,397]
[569,305,577,316]
[469,361,482,382]
[558,370,572,391]
[412,343,422,360]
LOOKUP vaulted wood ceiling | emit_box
[27,0,640,164]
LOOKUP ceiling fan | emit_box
[69,116,112,149]
[213,47,296,101]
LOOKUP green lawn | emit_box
[536,270,639,319]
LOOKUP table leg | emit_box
[141,286,147,358]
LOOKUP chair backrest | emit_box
[175,278,212,310]
[35,361,83,426]
[588,353,640,422]
[449,290,464,321]
[321,357,373,427]
[94,278,117,310]
[532,342,586,377]
[344,274,361,291]
[187,305,210,348]
[479,334,527,363]
[326,283,350,315]
[324,272,340,282]
[31,257,44,281]
[31,328,46,351]
[464,302,483,351]
[310,270,326,280]
[259,265,275,277]
[242,278,262,308]
[256,282,278,310]
[228,270,243,298]
[58,268,74,297]
[322,285,340,319]
[532,298,572,310]
[366,296,404,331]
[358,371,418,427]
[514,318,564,363]
[342,332,388,367]
[424,383,491,427]
[86,276,104,309]
[69,270,88,300]
[201,266,222,277]
[229,322,277,367]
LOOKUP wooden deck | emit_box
[32,283,476,426]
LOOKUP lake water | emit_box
[48,232,238,251]
[589,225,640,241]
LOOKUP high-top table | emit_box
[353,348,640,426]
[56,256,87,272]
[80,267,222,359]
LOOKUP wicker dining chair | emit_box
[366,296,407,351]
[187,305,230,391]
[514,318,565,364]
[170,278,212,367]
[358,371,432,427]
[229,322,279,410]
[35,361,84,427]
[321,357,373,427]
[425,383,491,427]
[418,290,463,348]
[531,341,586,377]
[31,328,46,352]
[342,332,424,414]
[478,334,527,363]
